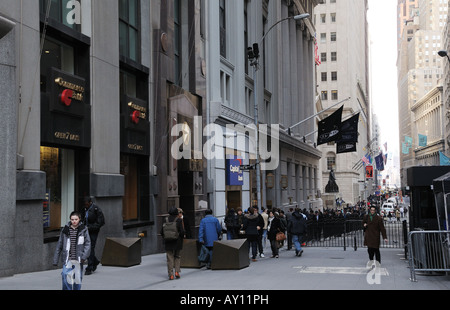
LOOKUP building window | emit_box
[174,0,181,86]
[327,155,336,171]
[219,0,226,58]
[331,71,337,81]
[41,147,75,232]
[119,0,140,62]
[321,72,327,82]
[331,52,337,61]
[321,91,328,101]
[320,33,326,43]
[40,38,75,92]
[331,32,337,42]
[331,90,338,100]
[121,155,139,221]
[321,52,327,62]
[244,0,249,74]
[331,13,336,23]
[321,14,326,23]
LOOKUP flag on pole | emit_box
[405,136,413,147]
[402,142,409,154]
[336,141,357,154]
[362,154,370,165]
[365,165,373,179]
[375,153,385,171]
[418,134,427,147]
[440,151,450,166]
[336,113,359,154]
[314,33,321,66]
[317,105,343,145]
[338,113,359,143]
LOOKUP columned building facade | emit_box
[315,0,371,206]
[205,0,322,220]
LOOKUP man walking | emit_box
[198,209,222,269]
[82,196,105,275]
[363,206,388,264]
[288,208,307,257]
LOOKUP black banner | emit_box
[317,105,343,145]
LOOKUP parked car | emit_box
[387,197,398,206]
[381,202,395,217]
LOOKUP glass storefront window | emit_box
[40,38,74,92]
[41,147,75,232]
[120,154,139,221]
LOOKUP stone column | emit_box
[0,16,16,277]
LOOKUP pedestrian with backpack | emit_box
[161,207,184,280]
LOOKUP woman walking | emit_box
[267,210,283,258]
[53,211,91,290]
[243,207,260,261]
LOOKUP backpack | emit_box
[162,217,179,241]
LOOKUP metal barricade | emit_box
[304,219,406,250]
[408,230,450,282]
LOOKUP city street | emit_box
[1,245,449,293]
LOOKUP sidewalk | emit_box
[1,246,449,291]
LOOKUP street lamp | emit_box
[247,13,310,211]
[438,50,450,62]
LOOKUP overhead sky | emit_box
[367,0,400,159]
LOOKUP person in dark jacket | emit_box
[288,208,307,257]
[243,207,260,261]
[363,206,388,264]
[267,210,283,258]
[82,197,105,275]
[224,208,238,240]
[161,207,185,280]
[53,211,91,290]
[236,207,245,239]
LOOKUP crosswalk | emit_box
[293,265,389,276]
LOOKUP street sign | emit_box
[240,164,256,170]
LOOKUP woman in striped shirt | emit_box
[53,211,91,290]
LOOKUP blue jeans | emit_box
[227,230,235,240]
[62,262,83,290]
[292,234,303,253]
[248,239,258,259]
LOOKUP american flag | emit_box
[362,155,370,165]
[314,33,321,66]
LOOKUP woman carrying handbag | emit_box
[267,210,283,258]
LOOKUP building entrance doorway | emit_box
[227,190,241,211]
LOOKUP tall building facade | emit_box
[205,0,322,218]
[397,0,448,188]
[1,0,165,277]
[0,0,322,277]
[442,2,450,156]
[315,0,371,206]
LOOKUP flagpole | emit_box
[300,109,362,141]
[285,97,351,134]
